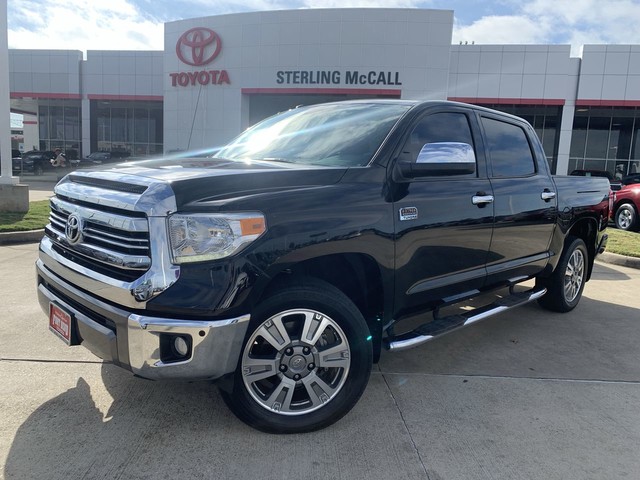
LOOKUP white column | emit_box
[0,0,17,184]
[556,103,575,175]
[81,96,91,158]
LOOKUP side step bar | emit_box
[384,287,547,352]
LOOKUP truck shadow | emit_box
[4,295,639,479]
[3,365,239,479]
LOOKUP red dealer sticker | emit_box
[49,303,72,345]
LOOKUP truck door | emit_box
[391,108,494,320]
[479,114,557,286]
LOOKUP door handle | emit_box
[472,194,494,206]
[541,189,556,201]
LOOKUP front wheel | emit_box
[221,278,373,433]
[615,204,638,231]
[537,236,588,313]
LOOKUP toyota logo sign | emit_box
[65,213,83,245]
[176,27,222,67]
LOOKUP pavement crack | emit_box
[381,372,431,480]
[375,371,640,385]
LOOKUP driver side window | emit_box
[399,112,475,164]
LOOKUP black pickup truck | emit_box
[37,100,610,433]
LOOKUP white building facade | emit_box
[7,8,640,176]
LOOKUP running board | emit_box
[384,287,547,352]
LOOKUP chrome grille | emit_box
[45,197,151,278]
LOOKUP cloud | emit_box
[8,0,164,53]
[453,14,548,46]
[453,0,640,56]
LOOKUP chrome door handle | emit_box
[541,190,556,201]
[472,195,494,206]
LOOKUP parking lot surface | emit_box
[1,242,639,479]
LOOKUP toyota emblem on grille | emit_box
[65,214,83,245]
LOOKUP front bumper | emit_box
[37,259,250,381]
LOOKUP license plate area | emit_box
[49,302,73,345]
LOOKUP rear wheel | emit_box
[614,204,638,231]
[537,236,588,313]
[221,278,372,434]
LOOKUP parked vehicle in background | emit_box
[12,150,56,176]
[621,174,640,186]
[612,181,640,231]
[36,100,610,434]
[570,169,622,191]
[73,150,131,168]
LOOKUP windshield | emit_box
[216,103,410,167]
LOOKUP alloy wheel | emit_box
[241,309,351,415]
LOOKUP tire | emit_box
[614,204,638,231]
[221,278,373,434]
[537,236,588,313]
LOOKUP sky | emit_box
[7,0,640,57]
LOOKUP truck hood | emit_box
[64,157,349,210]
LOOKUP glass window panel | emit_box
[49,106,64,140]
[38,105,49,141]
[134,108,149,143]
[482,117,536,177]
[64,106,80,143]
[584,159,607,171]
[570,116,588,158]
[585,116,610,159]
[150,106,163,144]
[111,108,127,144]
[542,116,558,157]
[609,117,633,160]
[613,161,629,179]
[631,119,640,159]
[97,109,110,143]
[568,158,579,173]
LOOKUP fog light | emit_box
[174,336,189,357]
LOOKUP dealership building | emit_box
[7,7,640,176]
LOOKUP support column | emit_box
[556,103,575,175]
[0,0,28,212]
[81,96,91,158]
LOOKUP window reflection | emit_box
[473,104,561,172]
[37,99,81,159]
[90,100,163,157]
[570,107,640,178]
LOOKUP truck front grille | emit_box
[45,197,151,282]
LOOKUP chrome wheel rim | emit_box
[617,209,632,229]
[241,309,351,416]
[564,249,585,303]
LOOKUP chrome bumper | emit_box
[37,259,250,381]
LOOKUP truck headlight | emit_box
[168,213,266,264]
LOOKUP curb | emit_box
[597,252,640,270]
[0,229,44,245]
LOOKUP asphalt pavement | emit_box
[1,242,639,480]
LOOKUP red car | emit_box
[612,175,640,231]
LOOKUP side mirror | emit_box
[396,142,476,179]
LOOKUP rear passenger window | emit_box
[482,117,536,177]
[399,112,475,164]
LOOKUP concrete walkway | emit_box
[1,243,639,479]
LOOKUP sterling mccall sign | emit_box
[170,27,230,87]
[276,70,402,86]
